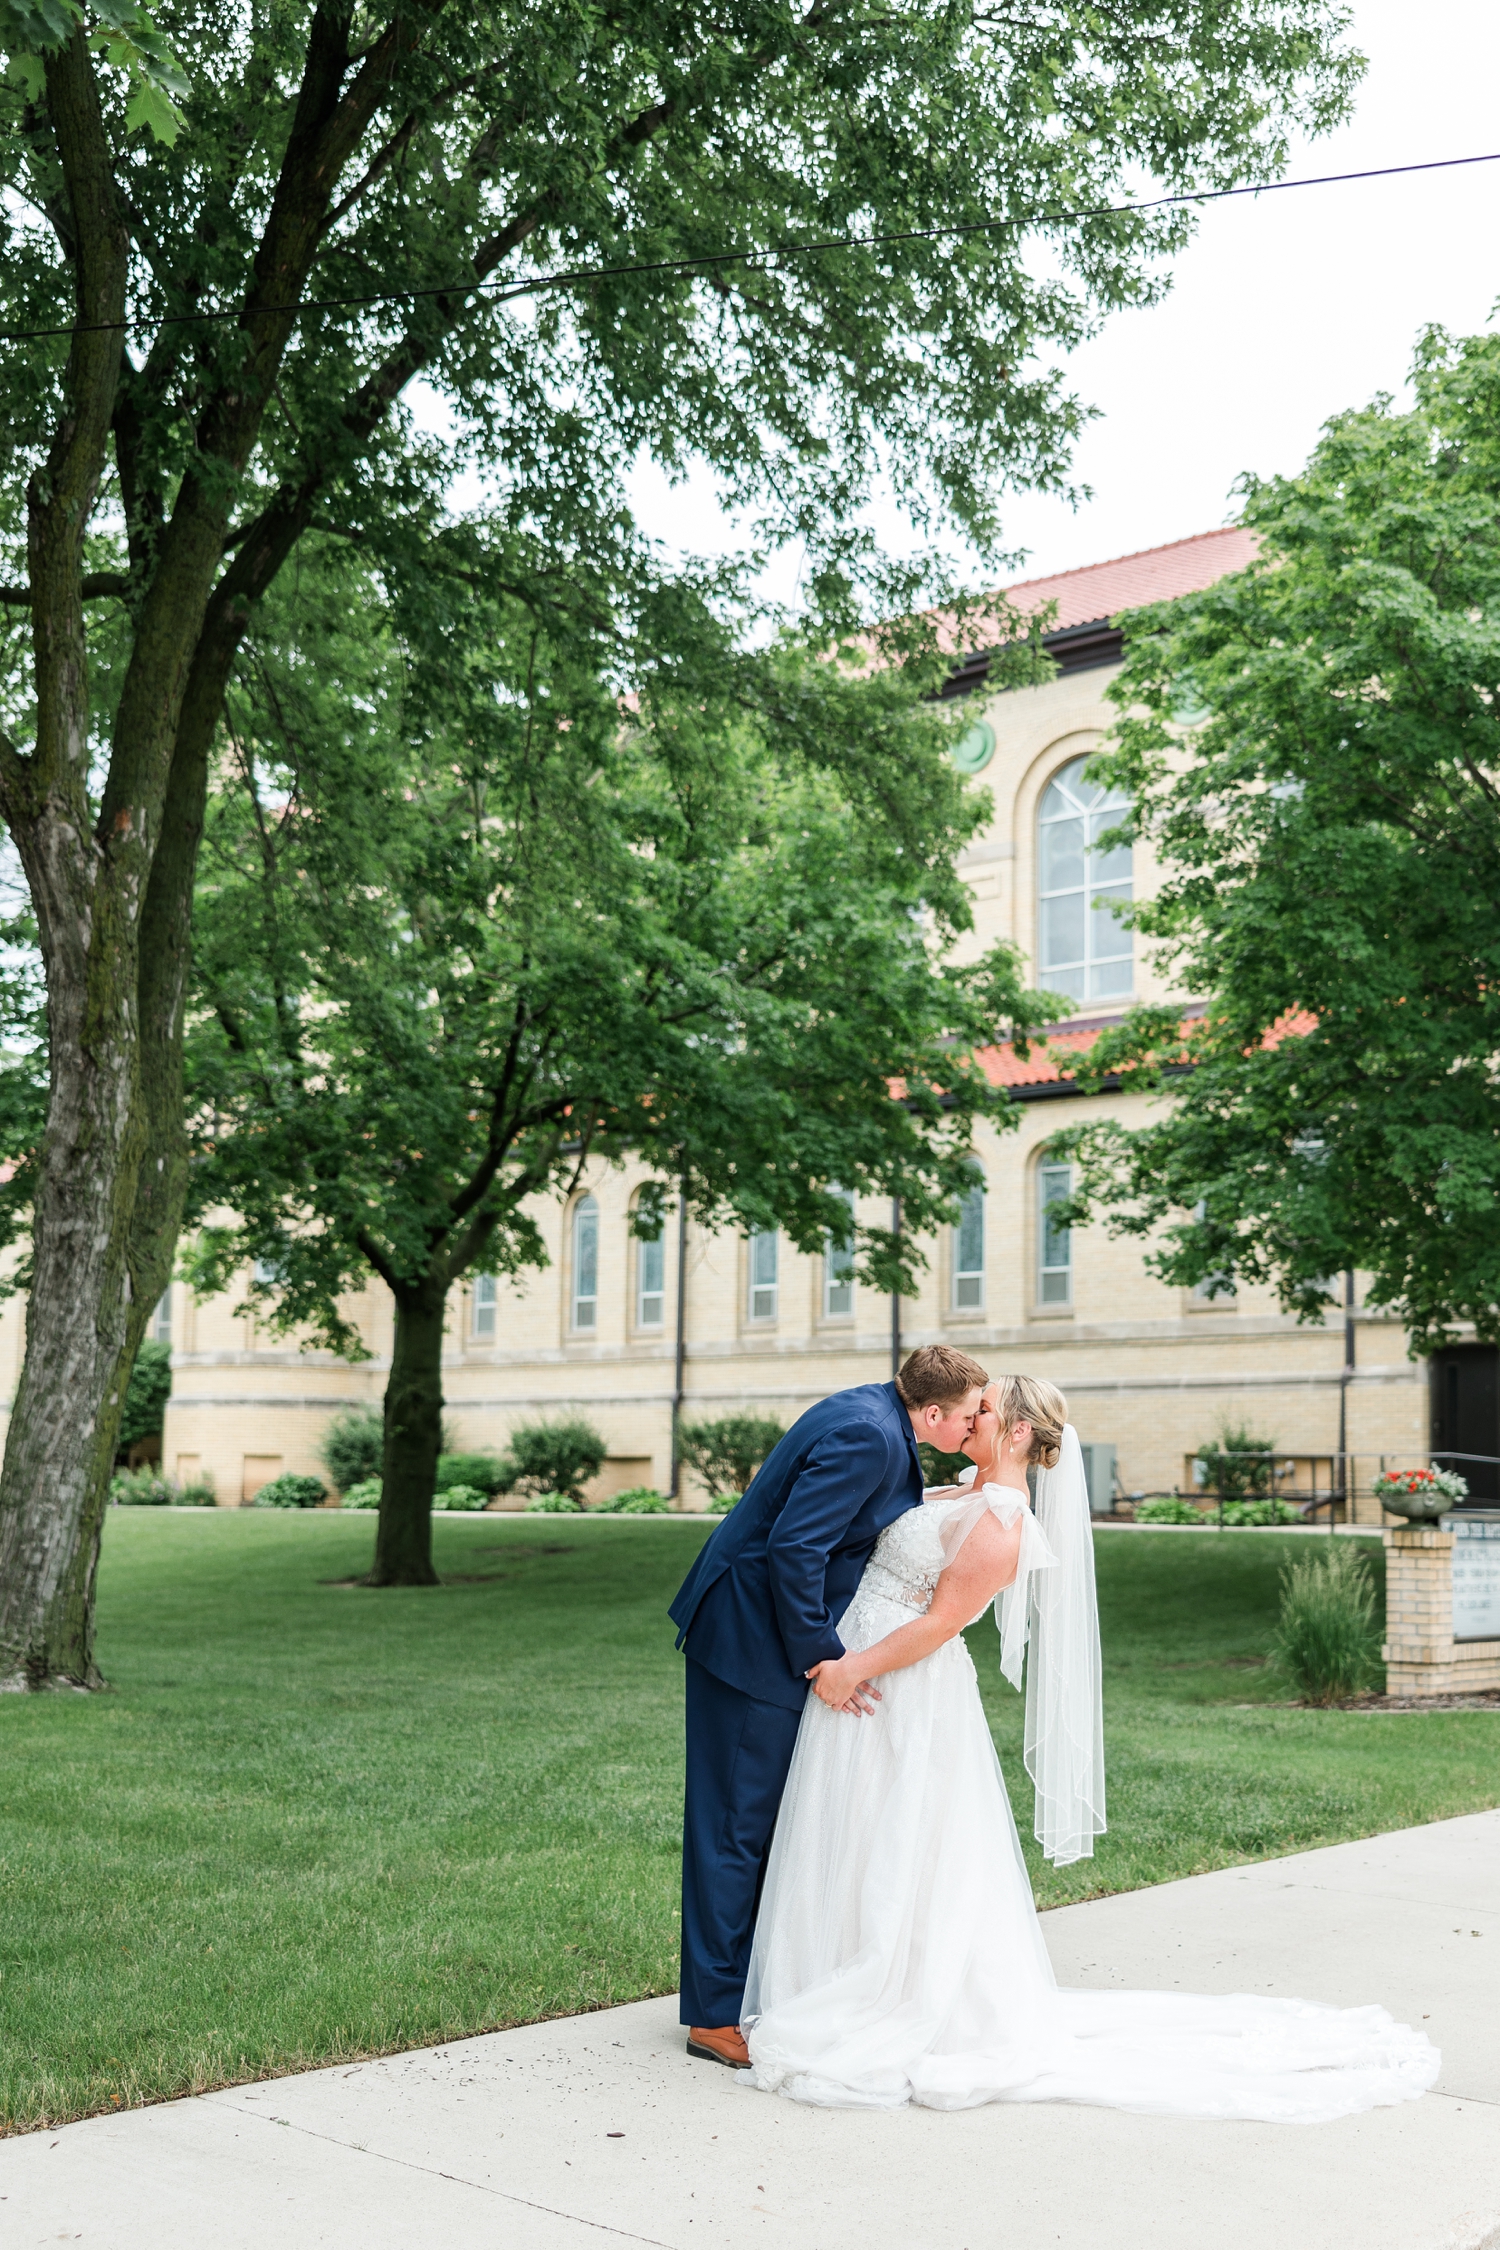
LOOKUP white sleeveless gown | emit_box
[741,1493,1439,2120]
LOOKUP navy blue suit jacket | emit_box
[669,1381,924,1711]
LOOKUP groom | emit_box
[668,1343,990,2067]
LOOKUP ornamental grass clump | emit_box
[1272,1541,1382,1705]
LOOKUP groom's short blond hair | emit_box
[894,1344,989,1412]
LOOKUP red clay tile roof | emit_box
[980,1027,1105,1088]
[975,1001,1310,1092]
[928,528,1264,662]
[995,526,1262,635]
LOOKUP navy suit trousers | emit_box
[679,1657,804,2028]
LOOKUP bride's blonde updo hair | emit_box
[991,1374,1068,1470]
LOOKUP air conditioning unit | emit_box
[1078,1441,1117,1516]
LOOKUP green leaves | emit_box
[1059,326,1500,1348]
[0,0,187,138]
[184,514,1054,1343]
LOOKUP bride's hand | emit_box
[806,1655,882,1716]
[962,1386,1002,1483]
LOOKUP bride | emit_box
[741,1375,1439,2121]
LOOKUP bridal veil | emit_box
[944,1425,1105,1865]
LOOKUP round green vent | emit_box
[950,719,996,774]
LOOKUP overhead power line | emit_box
[3,148,1498,347]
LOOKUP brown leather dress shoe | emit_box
[687,2024,751,2069]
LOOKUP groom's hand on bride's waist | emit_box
[806,1657,881,1715]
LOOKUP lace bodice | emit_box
[837,1482,1057,1676]
[838,1499,956,1652]
[861,1501,951,1612]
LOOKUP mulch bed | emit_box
[1340,1690,1500,1713]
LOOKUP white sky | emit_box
[628,0,1500,596]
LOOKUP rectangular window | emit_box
[150,1288,172,1344]
[748,1228,779,1321]
[1038,1161,1072,1307]
[1190,1201,1237,1303]
[472,1273,497,1339]
[573,1198,599,1330]
[952,1178,985,1310]
[637,1228,665,1328]
[824,1189,855,1318]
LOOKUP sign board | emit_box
[1452,1517,1500,1643]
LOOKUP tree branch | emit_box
[0,574,130,606]
[26,32,128,803]
[356,1223,402,1294]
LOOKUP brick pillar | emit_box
[1382,1523,1500,1696]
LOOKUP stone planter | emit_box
[1378,1488,1454,1524]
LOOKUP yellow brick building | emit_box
[135,533,1448,1517]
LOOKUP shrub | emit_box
[1221,1497,1304,1528]
[678,1414,784,1503]
[1135,1495,1208,1525]
[435,1451,508,1497]
[594,1486,670,1514]
[253,1474,327,1510]
[500,1418,606,1505]
[1272,1540,1382,1705]
[918,1441,973,1487]
[436,1483,489,1512]
[175,1477,217,1508]
[524,1489,582,1513]
[341,1479,381,1509]
[319,1405,383,1494]
[119,1339,172,1453]
[708,1489,738,1514]
[1193,1419,1277,1506]
[111,1467,174,1506]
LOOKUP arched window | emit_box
[1037,754,1132,1001]
[952,1173,985,1311]
[636,1207,666,1328]
[823,1189,855,1318]
[571,1195,599,1330]
[748,1228,779,1322]
[1038,1158,1072,1308]
[471,1273,497,1339]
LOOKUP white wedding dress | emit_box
[742,1476,1440,2122]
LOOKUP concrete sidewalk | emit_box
[3,1811,1497,2250]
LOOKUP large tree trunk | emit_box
[0,32,136,1690]
[369,1283,447,1587]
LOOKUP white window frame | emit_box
[635,1216,666,1329]
[571,1195,599,1331]
[1037,754,1133,1003]
[1038,1159,1073,1308]
[952,1175,985,1311]
[748,1227,779,1322]
[822,1189,855,1319]
[471,1272,497,1340]
[150,1288,172,1344]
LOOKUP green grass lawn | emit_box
[1,1512,1496,2134]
